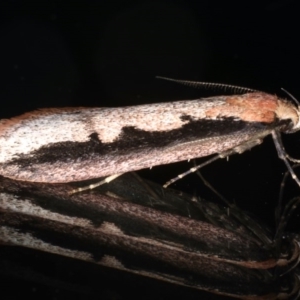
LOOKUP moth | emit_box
[0,77,299,188]
[0,173,299,299]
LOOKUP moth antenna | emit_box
[156,76,258,94]
[281,88,300,106]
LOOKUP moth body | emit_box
[0,92,299,183]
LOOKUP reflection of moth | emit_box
[0,173,299,299]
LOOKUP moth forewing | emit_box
[0,91,300,187]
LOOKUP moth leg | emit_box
[194,167,229,205]
[285,154,300,163]
[70,173,123,194]
[191,167,273,245]
[163,138,263,188]
[131,172,161,201]
[275,196,300,241]
[271,129,300,163]
[163,154,224,188]
[272,131,300,187]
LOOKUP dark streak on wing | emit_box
[4,117,287,166]
[10,189,272,262]
[0,174,295,297]
[0,211,277,296]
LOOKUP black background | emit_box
[0,0,299,299]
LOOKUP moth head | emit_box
[280,88,300,133]
[285,104,300,133]
[293,106,300,131]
